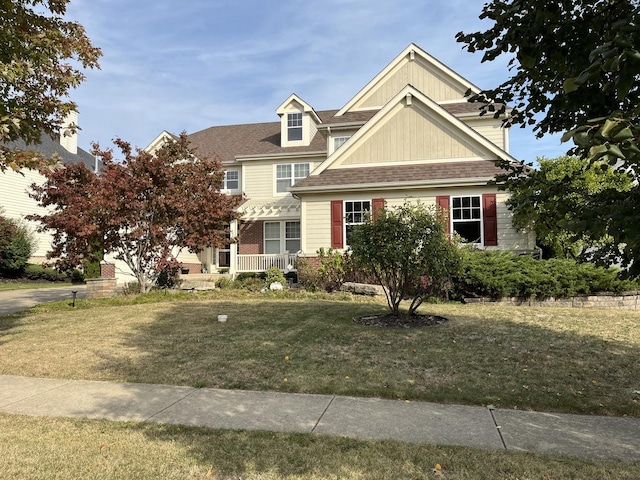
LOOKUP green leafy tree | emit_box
[506,155,633,260]
[0,0,101,172]
[0,210,36,277]
[348,201,461,317]
[457,0,640,275]
[29,133,241,293]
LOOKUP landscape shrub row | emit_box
[451,250,638,300]
[22,264,84,283]
[296,248,638,301]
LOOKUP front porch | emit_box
[196,198,302,275]
[236,253,298,273]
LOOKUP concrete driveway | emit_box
[0,285,86,316]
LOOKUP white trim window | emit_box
[276,163,310,193]
[344,200,370,247]
[287,113,303,141]
[223,170,239,190]
[451,195,482,244]
[264,221,301,254]
[333,136,350,151]
[264,222,281,254]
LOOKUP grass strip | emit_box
[1,413,638,479]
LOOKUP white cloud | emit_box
[65,0,568,163]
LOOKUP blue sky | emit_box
[66,0,567,164]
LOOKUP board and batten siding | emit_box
[300,189,533,254]
[353,57,467,110]
[340,105,488,166]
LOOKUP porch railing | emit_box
[236,253,297,273]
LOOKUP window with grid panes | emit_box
[276,163,309,193]
[287,113,303,141]
[344,200,371,246]
[451,196,482,243]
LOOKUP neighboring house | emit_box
[0,112,98,264]
[150,43,535,277]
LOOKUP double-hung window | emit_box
[223,170,239,190]
[451,196,482,244]
[344,200,371,247]
[276,163,310,193]
[264,221,301,254]
[287,113,303,141]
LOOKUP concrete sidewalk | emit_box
[0,285,86,316]
[1,375,638,462]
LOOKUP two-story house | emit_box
[149,43,534,278]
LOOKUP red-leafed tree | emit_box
[29,133,241,292]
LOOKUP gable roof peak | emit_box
[276,93,321,123]
[336,43,482,116]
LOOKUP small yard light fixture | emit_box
[71,290,78,308]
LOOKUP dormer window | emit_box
[287,113,303,141]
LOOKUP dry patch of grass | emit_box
[1,413,638,480]
[1,291,639,415]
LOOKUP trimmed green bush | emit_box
[453,250,638,300]
[265,267,286,287]
[0,214,36,278]
[23,264,66,282]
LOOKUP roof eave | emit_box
[290,176,496,194]
[235,151,327,162]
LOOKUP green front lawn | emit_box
[1,290,639,417]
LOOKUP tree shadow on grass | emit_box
[86,298,640,417]
[44,296,640,477]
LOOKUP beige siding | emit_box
[465,119,506,151]
[354,58,466,110]
[242,161,275,198]
[300,188,533,254]
[495,192,536,250]
[341,105,486,166]
[0,169,52,260]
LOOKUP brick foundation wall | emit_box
[239,220,263,254]
[179,263,202,275]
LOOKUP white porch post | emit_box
[229,219,238,275]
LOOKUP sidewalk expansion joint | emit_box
[311,395,335,433]
[0,379,73,409]
[488,406,507,450]
[144,387,199,423]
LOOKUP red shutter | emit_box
[436,195,450,234]
[330,200,343,249]
[482,193,498,246]
[372,198,385,221]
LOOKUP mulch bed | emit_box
[353,313,448,328]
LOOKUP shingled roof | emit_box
[291,161,504,192]
[186,100,491,164]
[3,135,97,170]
